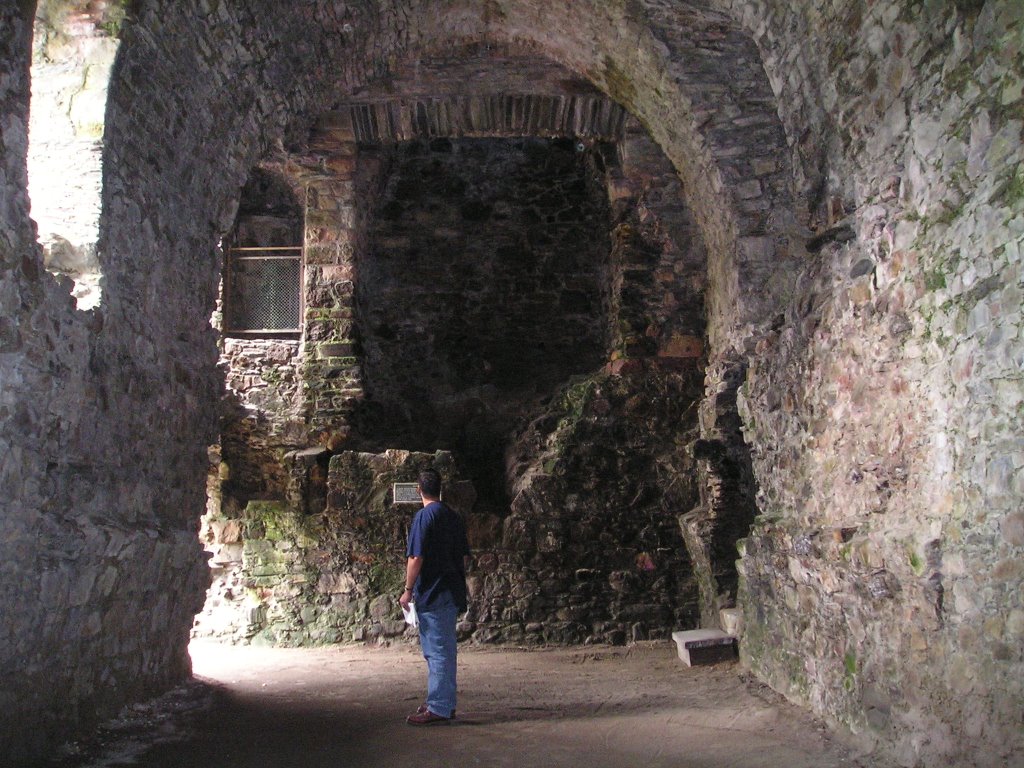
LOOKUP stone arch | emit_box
[432,1,802,352]
[95,0,801,617]
[3,1,1021,764]
[8,0,806,755]
[205,39,716,644]
[98,0,800,352]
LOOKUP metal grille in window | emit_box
[225,247,302,333]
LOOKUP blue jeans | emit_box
[417,590,459,718]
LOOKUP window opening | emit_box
[221,167,305,337]
[223,245,303,335]
[28,4,121,310]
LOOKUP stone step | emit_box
[671,629,737,667]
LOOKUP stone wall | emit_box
[225,450,470,646]
[353,136,613,511]
[721,2,1024,765]
[3,1,1021,764]
[490,363,704,644]
[2,3,207,761]
[211,360,703,649]
[207,114,706,649]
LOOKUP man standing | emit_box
[399,469,471,725]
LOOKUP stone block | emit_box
[605,357,644,375]
[325,154,356,176]
[736,179,762,199]
[318,572,356,594]
[659,333,703,358]
[211,519,242,544]
[210,543,243,565]
[719,607,744,637]
[672,629,737,666]
[751,157,779,176]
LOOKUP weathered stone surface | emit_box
[1,2,1021,766]
[203,63,708,651]
[491,364,704,644]
[352,135,613,514]
[725,3,1024,764]
[207,449,460,645]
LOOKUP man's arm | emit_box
[399,556,423,608]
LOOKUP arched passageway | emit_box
[100,0,794,658]
[2,3,1021,767]
[198,42,722,650]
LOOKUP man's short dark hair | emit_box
[418,469,442,499]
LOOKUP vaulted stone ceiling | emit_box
[2,2,1021,766]
[101,0,800,352]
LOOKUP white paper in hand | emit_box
[402,601,418,628]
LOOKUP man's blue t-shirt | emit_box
[407,501,470,611]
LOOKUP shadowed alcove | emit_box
[352,136,614,514]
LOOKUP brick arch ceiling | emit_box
[100,0,798,359]
[333,43,633,144]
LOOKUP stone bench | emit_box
[671,629,737,666]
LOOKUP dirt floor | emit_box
[51,639,890,768]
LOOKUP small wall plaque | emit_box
[393,482,421,505]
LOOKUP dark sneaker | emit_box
[407,709,450,726]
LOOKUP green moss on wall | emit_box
[244,500,321,546]
[843,650,858,692]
